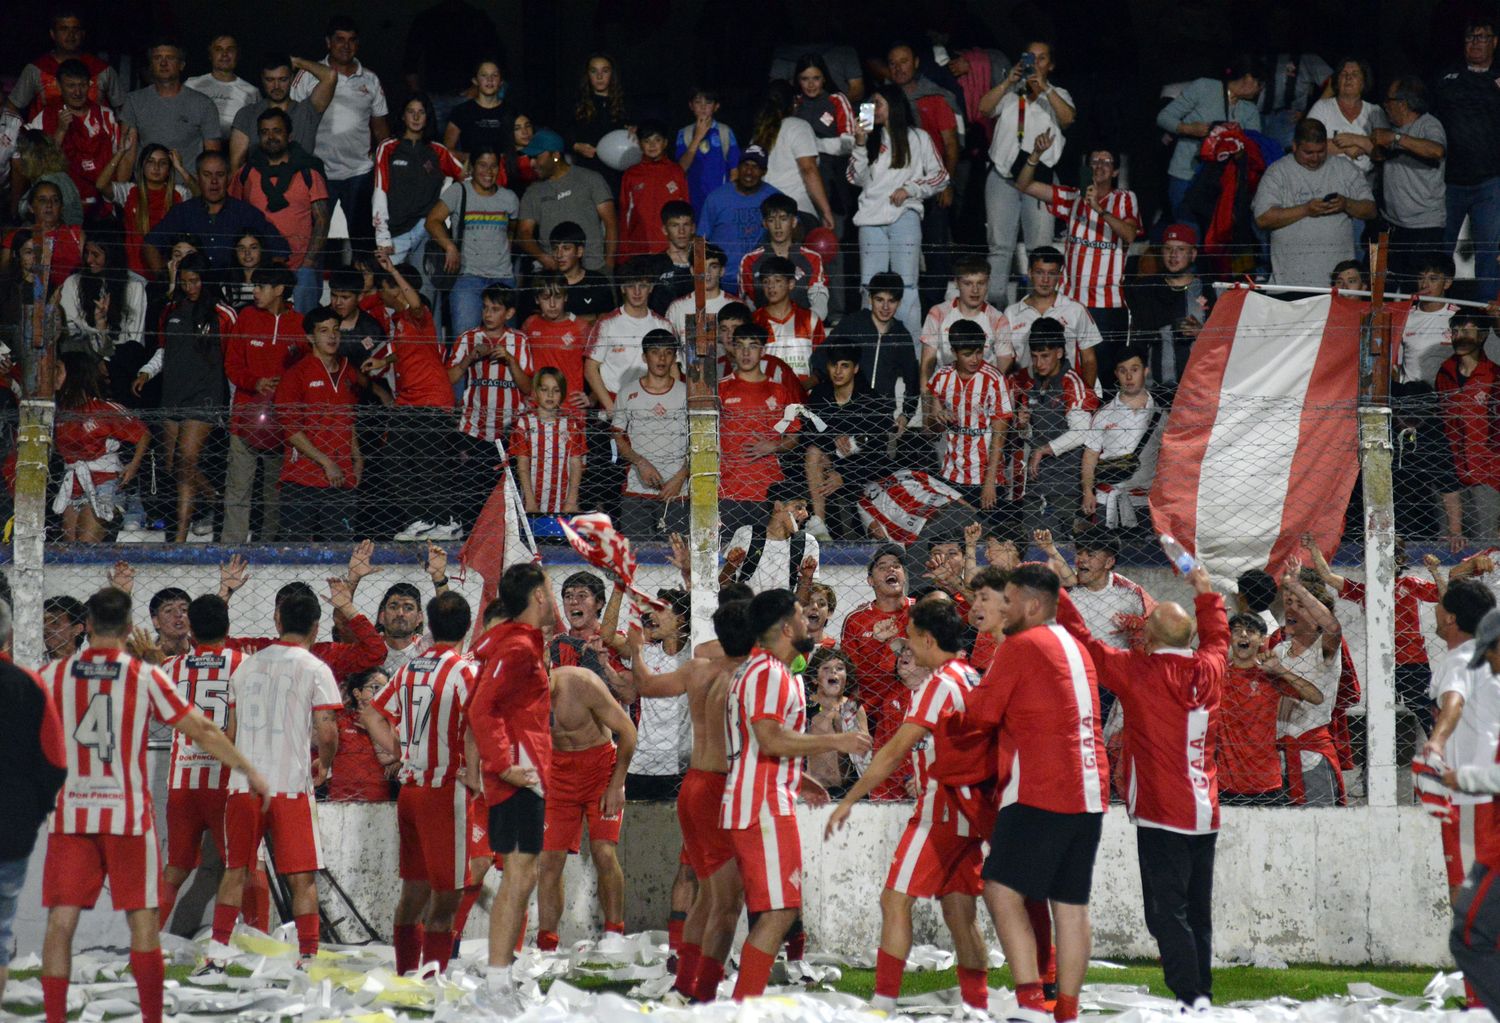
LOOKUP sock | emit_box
[785,927,806,961]
[1023,898,1052,975]
[537,930,560,952]
[694,955,725,1002]
[604,920,625,934]
[873,948,906,999]
[1016,981,1047,1011]
[158,881,180,931]
[732,942,775,1001]
[130,949,165,1023]
[486,964,512,994]
[421,928,453,971]
[211,902,239,946]
[294,912,319,957]
[1054,993,1080,1022]
[673,942,701,998]
[957,966,989,1010]
[243,867,271,932]
[667,912,686,952]
[42,976,68,1023]
[394,924,422,975]
[1467,979,1482,1008]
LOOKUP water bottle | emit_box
[1160,533,1197,575]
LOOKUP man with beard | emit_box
[1124,225,1212,389]
[230,108,330,312]
[373,583,428,677]
[228,53,336,172]
[722,589,870,999]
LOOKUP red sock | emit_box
[243,868,271,932]
[516,909,527,954]
[537,929,560,952]
[957,966,989,1010]
[421,928,453,971]
[158,881,179,930]
[604,920,625,934]
[667,913,685,952]
[874,948,905,999]
[130,949,165,1023]
[42,975,68,1023]
[1468,978,1483,1008]
[394,924,422,974]
[211,902,239,945]
[694,955,725,1002]
[673,943,701,997]
[294,912,319,956]
[453,886,481,937]
[1054,993,1079,1022]
[733,942,775,1001]
[1016,981,1047,1011]
[785,928,806,961]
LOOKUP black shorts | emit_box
[625,772,683,802]
[489,789,545,856]
[981,803,1103,905]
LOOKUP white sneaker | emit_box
[804,515,832,541]
[422,519,464,541]
[395,519,437,541]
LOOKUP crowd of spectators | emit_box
[2,8,1500,551]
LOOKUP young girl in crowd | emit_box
[222,230,263,308]
[510,366,585,513]
[53,349,149,541]
[805,646,871,796]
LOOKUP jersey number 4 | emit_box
[74,692,117,764]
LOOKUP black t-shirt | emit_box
[639,253,694,316]
[563,270,618,321]
[446,99,514,157]
[337,311,389,396]
[1434,64,1500,185]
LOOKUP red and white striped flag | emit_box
[458,462,538,622]
[557,513,668,611]
[1149,288,1363,582]
[857,470,967,545]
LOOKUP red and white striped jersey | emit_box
[371,646,475,786]
[46,647,191,836]
[1046,185,1140,309]
[509,410,586,513]
[919,299,1011,371]
[856,469,967,545]
[752,305,826,385]
[905,658,979,829]
[721,648,806,828]
[447,327,535,442]
[928,364,1013,486]
[228,643,343,796]
[166,644,245,790]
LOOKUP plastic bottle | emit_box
[1160,533,1198,575]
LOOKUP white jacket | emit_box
[847,127,949,227]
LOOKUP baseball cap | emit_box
[641,328,677,350]
[868,542,907,574]
[739,145,769,168]
[522,128,566,157]
[1469,608,1500,668]
[1163,223,1199,246]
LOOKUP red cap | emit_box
[1163,223,1199,246]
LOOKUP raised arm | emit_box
[825,721,928,837]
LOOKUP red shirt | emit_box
[717,372,803,501]
[468,621,551,805]
[523,313,589,397]
[1339,575,1438,665]
[21,53,112,118]
[5,225,85,284]
[384,306,455,408]
[230,160,330,268]
[229,613,387,682]
[224,306,302,438]
[618,157,691,259]
[120,185,184,276]
[1436,355,1500,491]
[911,93,957,172]
[326,709,392,802]
[839,598,914,716]
[27,102,118,209]
[54,399,146,483]
[275,355,360,488]
[1216,664,1289,795]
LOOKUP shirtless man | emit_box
[626,598,755,1003]
[535,666,637,950]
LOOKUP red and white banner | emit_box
[459,462,539,620]
[857,470,967,545]
[557,512,668,611]
[1149,288,1363,583]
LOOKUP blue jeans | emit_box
[390,222,430,266]
[983,169,1055,307]
[1446,176,1500,301]
[0,855,27,967]
[1167,176,1194,227]
[293,264,322,313]
[449,274,515,335]
[859,207,923,336]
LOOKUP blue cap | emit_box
[523,128,566,157]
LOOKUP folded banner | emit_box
[1149,288,1363,583]
[557,512,668,611]
[458,462,538,617]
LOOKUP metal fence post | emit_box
[1359,405,1398,807]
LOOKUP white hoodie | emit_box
[847,127,950,227]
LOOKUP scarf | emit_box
[241,143,324,213]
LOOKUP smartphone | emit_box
[858,102,876,132]
[1322,192,1339,202]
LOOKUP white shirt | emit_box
[185,73,261,134]
[1399,303,1456,385]
[1002,294,1102,372]
[586,307,674,396]
[765,117,820,216]
[1274,638,1340,740]
[290,57,388,179]
[987,86,1074,179]
[1307,97,1387,176]
[667,291,730,341]
[635,644,691,775]
[726,526,822,593]
[1085,393,1159,458]
[228,643,342,795]
[920,299,1011,371]
[1436,640,1500,805]
[1069,572,1151,650]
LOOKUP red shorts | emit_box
[466,791,494,865]
[226,792,323,875]
[166,786,229,871]
[398,783,470,891]
[543,742,623,853]
[1444,801,1495,890]
[884,807,984,899]
[677,769,734,878]
[43,831,159,910]
[730,814,802,913]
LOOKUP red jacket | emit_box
[1058,589,1228,833]
[1436,354,1500,491]
[468,621,551,806]
[276,355,360,488]
[224,307,302,438]
[618,157,690,259]
[230,613,385,681]
[838,598,914,722]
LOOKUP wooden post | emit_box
[13,238,55,667]
[685,237,720,648]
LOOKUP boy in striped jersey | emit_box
[41,588,268,1023]
[826,595,989,1012]
[363,592,476,973]
[927,319,1014,533]
[721,589,871,1000]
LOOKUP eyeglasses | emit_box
[1467,32,1495,41]
[1089,158,1115,166]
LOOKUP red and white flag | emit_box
[1149,288,1363,582]
[458,462,538,618]
[557,513,668,611]
[857,470,967,545]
